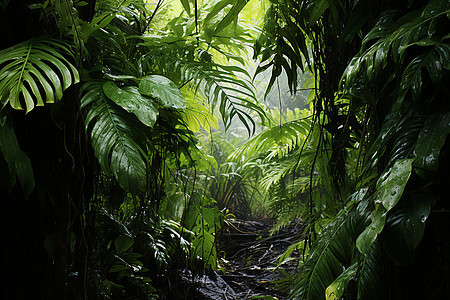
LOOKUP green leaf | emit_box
[179,0,190,15]
[115,235,135,254]
[356,207,387,255]
[382,192,433,265]
[376,158,414,211]
[0,38,79,113]
[103,81,158,127]
[214,0,248,34]
[356,158,414,255]
[291,202,371,300]
[139,75,186,110]
[307,0,329,25]
[0,122,34,195]
[414,112,450,176]
[81,82,148,194]
[325,262,358,300]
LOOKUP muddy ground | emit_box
[159,219,304,300]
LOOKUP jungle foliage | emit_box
[0,0,449,299]
[248,0,450,299]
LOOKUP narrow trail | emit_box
[159,219,304,300]
[217,219,304,299]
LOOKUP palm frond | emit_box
[0,38,79,113]
[229,118,312,162]
[291,200,371,300]
[139,51,265,134]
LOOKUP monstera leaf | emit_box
[0,38,79,113]
[81,82,148,194]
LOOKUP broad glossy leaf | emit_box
[103,81,158,127]
[82,82,148,194]
[356,208,386,255]
[382,192,433,265]
[115,235,135,254]
[139,75,186,110]
[414,112,450,177]
[376,158,414,211]
[325,262,358,300]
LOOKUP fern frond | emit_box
[139,51,265,134]
[0,38,79,113]
[229,118,312,162]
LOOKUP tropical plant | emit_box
[255,0,450,298]
[0,0,267,298]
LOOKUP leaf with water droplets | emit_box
[103,81,158,127]
[356,207,387,255]
[139,75,186,110]
[414,112,450,179]
[376,158,414,211]
[382,192,433,265]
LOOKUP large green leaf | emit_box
[414,112,450,177]
[325,262,358,300]
[356,158,414,255]
[382,192,433,265]
[0,121,34,195]
[0,39,79,113]
[291,200,371,300]
[139,75,186,110]
[356,207,387,255]
[81,82,148,194]
[102,81,159,127]
[138,52,263,134]
[376,158,414,211]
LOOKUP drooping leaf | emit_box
[356,207,387,255]
[382,192,433,265]
[414,112,450,177]
[81,82,148,194]
[356,158,414,255]
[102,81,159,127]
[0,121,34,195]
[214,0,248,34]
[325,262,358,300]
[139,75,186,110]
[376,158,414,211]
[115,235,135,254]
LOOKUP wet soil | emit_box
[217,219,303,299]
[158,218,303,300]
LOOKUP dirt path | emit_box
[158,219,303,299]
[217,219,304,299]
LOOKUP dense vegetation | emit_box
[0,0,448,299]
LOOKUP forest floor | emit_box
[159,218,304,299]
[217,218,304,299]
